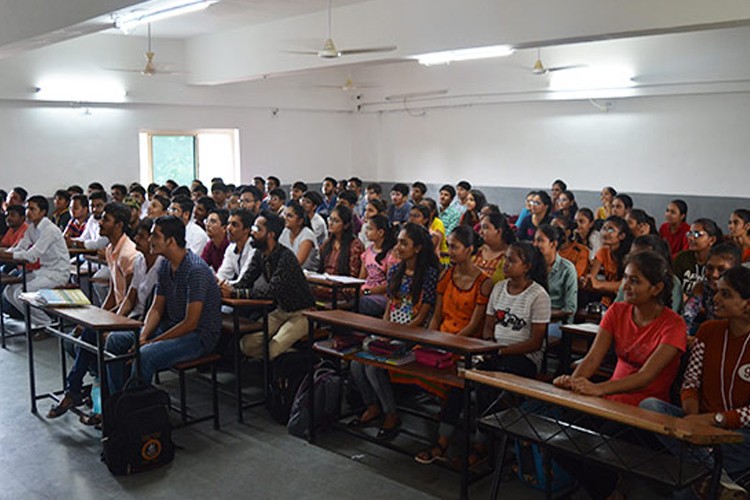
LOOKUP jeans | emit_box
[65,328,99,398]
[350,362,397,414]
[640,397,750,479]
[358,295,387,318]
[106,327,206,393]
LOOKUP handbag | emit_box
[415,347,455,369]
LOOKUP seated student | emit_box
[191,183,208,202]
[288,181,307,206]
[129,183,149,219]
[110,184,127,204]
[336,190,363,235]
[227,211,316,360]
[118,218,163,320]
[211,181,229,209]
[1,205,28,248]
[625,208,656,238]
[551,216,590,279]
[574,207,603,258]
[585,216,634,304]
[597,186,616,220]
[515,191,536,229]
[252,176,266,203]
[357,215,398,317]
[516,191,552,241]
[107,216,221,393]
[0,189,6,236]
[611,193,633,219]
[614,234,683,312]
[318,177,338,219]
[474,212,515,284]
[63,194,89,240]
[459,189,486,231]
[69,190,109,250]
[217,208,255,288]
[279,201,319,272]
[727,209,750,263]
[239,185,262,218]
[550,179,566,207]
[267,187,286,215]
[387,183,413,226]
[227,190,241,211]
[683,243,742,336]
[455,180,471,214]
[659,199,690,257]
[47,203,138,419]
[553,251,686,500]
[193,196,216,230]
[552,189,578,223]
[169,196,209,256]
[147,194,170,220]
[674,217,723,298]
[533,224,578,328]
[437,184,462,235]
[349,223,440,438]
[365,182,383,204]
[200,208,229,273]
[409,204,443,264]
[301,190,328,246]
[410,181,427,206]
[318,205,364,278]
[414,226,492,464]
[421,197,450,266]
[87,182,105,197]
[358,198,387,245]
[641,267,750,497]
[1,196,71,329]
[50,189,72,231]
[123,195,142,232]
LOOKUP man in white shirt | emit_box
[169,196,209,256]
[69,190,109,250]
[217,208,255,288]
[1,196,70,328]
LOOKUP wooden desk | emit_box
[69,248,98,298]
[0,254,29,348]
[305,273,365,311]
[21,299,141,420]
[559,322,600,374]
[221,297,273,423]
[465,369,742,499]
[304,309,500,500]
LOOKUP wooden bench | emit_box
[0,273,23,347]
[159,353,221,430]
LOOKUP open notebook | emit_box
[29,288,91,307]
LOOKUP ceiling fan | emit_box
[110,24,182,76]
[531,48,586,75]
[287,0,396,59]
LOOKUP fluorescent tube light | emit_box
[413,45,514,66]
[115,0,219,33]
[385,89,449,100]
[36,80,127,103]
[549,66,635,91]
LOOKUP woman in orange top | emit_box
[473,212,516,284]
[727,209,750,263]
[586,216,633,305]
[415,225,492,465]
[551,215,590,279]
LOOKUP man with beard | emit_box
[69,190,109,250]
[223,211,314,360]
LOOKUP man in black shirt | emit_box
[224,211,315,359]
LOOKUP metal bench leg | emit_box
[179,370,187,425]
[490,434,510,500]
[543,446,553,500]
[212,363,220,430]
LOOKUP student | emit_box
[516,191,552,241]
[289,181,308,206]
[1,205,28,248]
[129,183,149,218]
[551,216,590,279]
[346,177,367,218]
[211,181,229,209]
[597,186,616,220]
[415,226,492,464]
[552,189,578,223]
[349,223,440,438]
[683,243,742,336]
[266,176,281,195]
[586,216,634,301]
[336,190,363,234]
[421,197,450,266]
[554,251,686,500]
[408,204,443,264]
[191,183,208,202]
[301,191,328,246]
[459,189,486,231]
[118,218,163,320]
[169,196,209,256]
[50,189,72,231]
[87,182,105,197]
[200,208,229,272]
[674,217,723,297]
[410,181,427,206]
[727,209,750,263]
[228,212,316,359]
[67,191,109,253]
[514,191,536,229]
[1,196,71,329]
[611,193,633,218]
[387,183,412,226]
[267,187,286,215]
[217,208,255,288]
[533,224,578,322]
[63,194,89,240]
[358,214,398,317]
[455,180,471,213]
[640,267,750,497]
[193,196,216,229]
[317,176,338,219]
[358,198,387,245]
[474,212,515,283]
[110,184,127,204]
[47,203,137,419]
[253,176,266,202]
[147,194,170,219]
[365,182,383,203]
[574,207,603,258]
[319,205,364,277]
[625,208,656,237]
[106,216,222,392]
[123,195,142,235]
[659,199,690,257]
[437,184,461,234]
[279,201,319,271]
[239,185,262,217]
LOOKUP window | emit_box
[139,129,240,186]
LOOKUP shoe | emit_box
[694,471,748,500]
[79,413,102,427]
[415,443,447,465]
[47,393,81,419]
[376,415,401,440]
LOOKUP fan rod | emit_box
[327,0,332,39]
[147,23,152,52]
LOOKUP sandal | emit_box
[47,393,79,419]
[415,443,447,465]
[376,414,401,440]
[79,413,102,427]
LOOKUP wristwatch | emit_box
[363,289,371,296]
[713,412,726,428]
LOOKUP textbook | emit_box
[356,350,416,366]
[32,288,91,307]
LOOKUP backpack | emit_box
[267,351,311,425]
[287,361,342,439]
[101,378,174,476]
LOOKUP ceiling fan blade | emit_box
[546,64,588,73]
[338,46,397,56]
[283,49,321,55]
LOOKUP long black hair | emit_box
[368,214,396,264]
[387,223,439,302]
[693,218,723,247]
[286,200,311,229]
[509,241,548,291]
[320,205,356,275]
[605,215,634,278]
[624,250,673,308]
[484,212,516,245]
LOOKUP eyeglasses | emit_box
[528,200,542,207]
[687,230,706,239]
[251,225,260,232]
[603,226,618,234]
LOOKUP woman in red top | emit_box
[659,199,690,257]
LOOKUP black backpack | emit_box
[287,361,342,439]
[101,378,175,475]
[267,351,312,425]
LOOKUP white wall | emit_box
[353,92,750,198]
[0,101,353,194]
